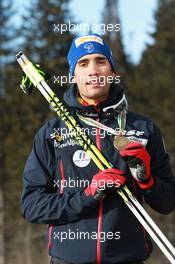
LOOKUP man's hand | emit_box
[120,142,154,190]
[84,168,126,200]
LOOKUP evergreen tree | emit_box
[0,0,15,96]
[101,0,131,87]
[20,0,74,95]
[128,2,175,262]
[129,0,175,154]
[1,1,75,263]
[0,1,18,263]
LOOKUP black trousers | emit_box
[50,257,144,264]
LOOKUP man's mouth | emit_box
[86,81,101,86]
[86,78,103,86]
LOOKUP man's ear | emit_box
[110,71,115,80]
[110,67,116,77]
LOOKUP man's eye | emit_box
[78,61,88,67]
[98,60,105,64]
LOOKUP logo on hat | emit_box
[75,35,103,47]
[83,43,95,53]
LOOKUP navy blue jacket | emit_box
[21,84,175,264]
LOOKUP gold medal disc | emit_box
[114,135,130,151]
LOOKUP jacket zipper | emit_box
[48,160,65,249]
[96,127,103,264]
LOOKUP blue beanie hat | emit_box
[67,34,116,77]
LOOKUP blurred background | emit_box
[0,0,175,263]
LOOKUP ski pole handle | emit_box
[16,52,44,87]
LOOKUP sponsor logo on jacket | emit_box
[50,127,148,148]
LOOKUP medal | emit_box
[113,110,129,150]
[113,135,130,150]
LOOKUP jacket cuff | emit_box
[142,177,160,197]
[139,175,154,190]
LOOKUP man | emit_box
[21,34,175,264]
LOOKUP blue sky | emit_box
[69,0,158,63]
[14,0,158,64]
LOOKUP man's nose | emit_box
[88,62,99,76]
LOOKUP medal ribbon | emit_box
[77,110,127,136]
[77,114,118,135]
[117,110,127,135]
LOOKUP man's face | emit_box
[73,54,115,102]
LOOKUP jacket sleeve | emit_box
[20,125,97,225]
[144,123,175,214]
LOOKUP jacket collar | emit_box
[63,82,128,118]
